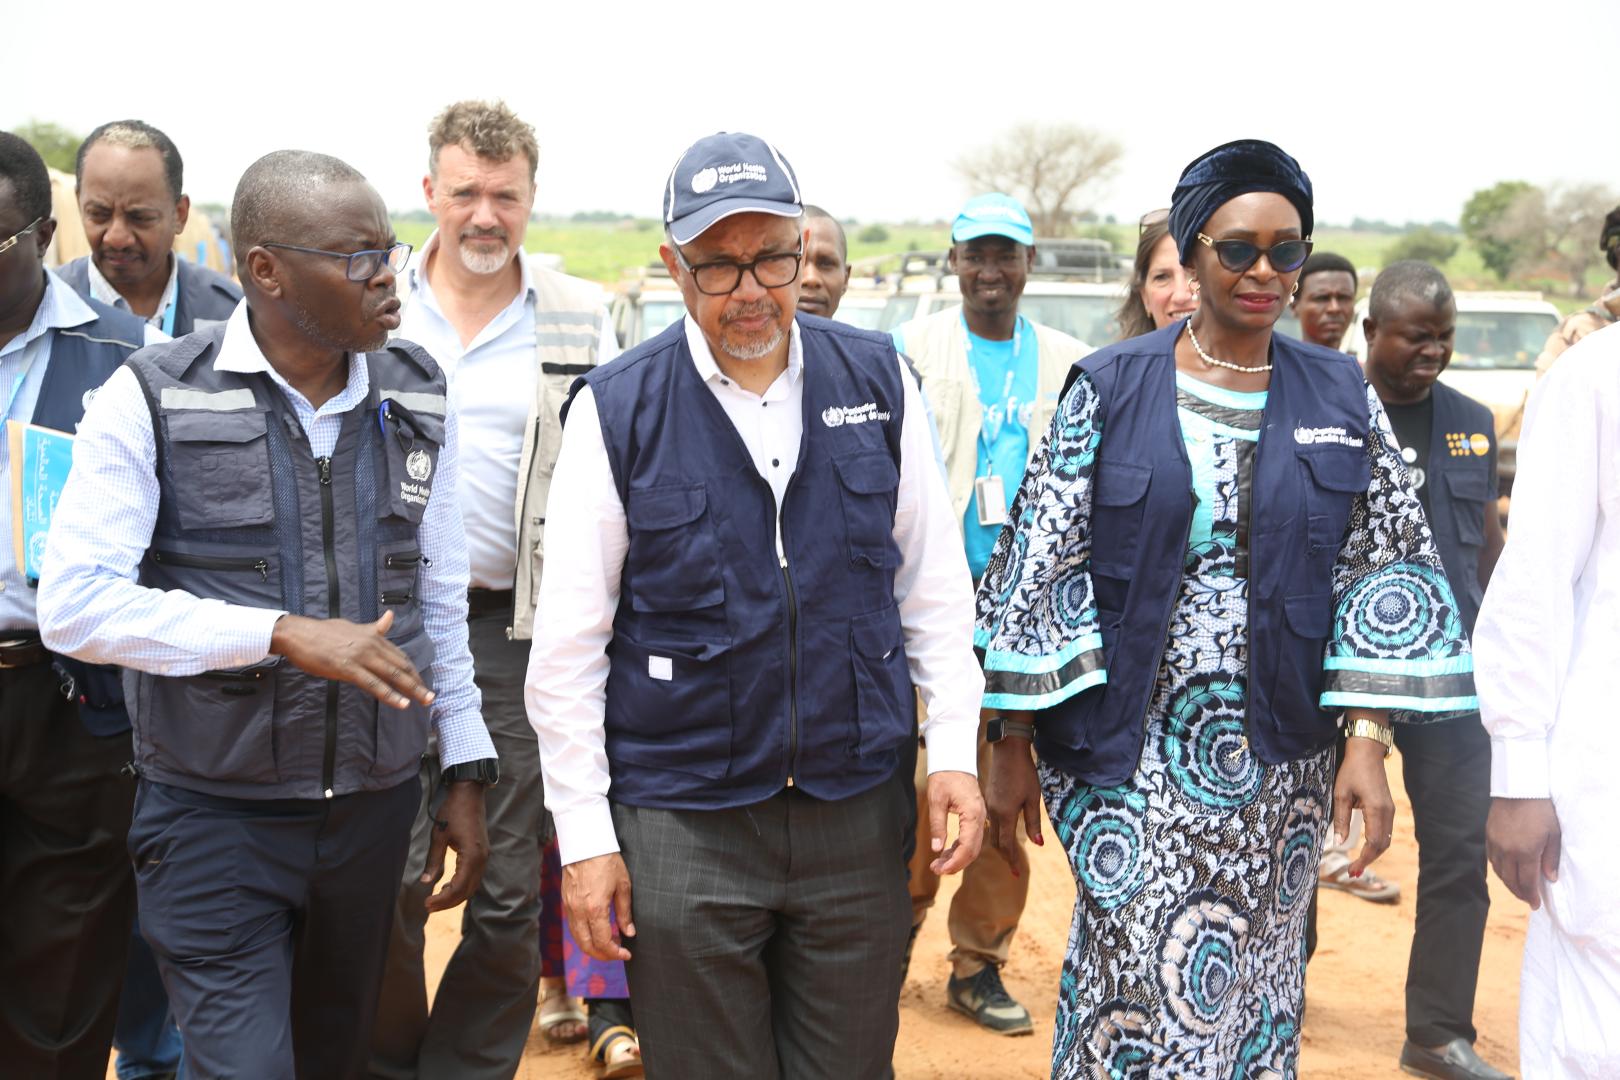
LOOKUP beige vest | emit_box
[511,267,611,639]
[895,305,1090,524]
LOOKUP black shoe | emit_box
[946,966,1034,1036]
[1399,1038,1513,1080]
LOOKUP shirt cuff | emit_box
[1490,735,1551,799]
[920,710,979,777]
[553,798,621,866]
[230,606,286,668]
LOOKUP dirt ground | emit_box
[513,757,1525,1079]
[111,757,1521,1078]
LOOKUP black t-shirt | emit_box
[1382,395,1434,516]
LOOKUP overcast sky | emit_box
[11,0,1612,228]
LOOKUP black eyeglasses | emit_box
[674,244,803,296]
[260,241,412,281]
[1196,233,1313,274]
[0,217,43,257]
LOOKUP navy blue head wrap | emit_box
[1167,140,1314,264]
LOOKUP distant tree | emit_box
[954,122,1122,236]
[13,120,81,174]
[1461,180,1537,279]
[1487,182,1618,295]
[857,224,889,244]
[1384,228,1459,267]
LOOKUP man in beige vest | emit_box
[891,193,1089,1036]
[369,100,619,1080]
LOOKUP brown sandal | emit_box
[589,1023,644,1079]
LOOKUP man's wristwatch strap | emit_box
[441,757,500,786]
[1344,717,1394,757]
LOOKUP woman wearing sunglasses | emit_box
[975,140,1475,1077]
[1114,209,1197,340]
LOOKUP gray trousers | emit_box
[368,612,547,1080]
[615,778,910,1080]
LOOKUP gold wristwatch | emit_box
[1344,716,1394,757]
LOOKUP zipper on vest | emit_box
[380,590,412,605]
[763,483,801,789]
[151,549,269,582]
[383,552,427,570]
[318,456,339,799]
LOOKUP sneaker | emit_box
[1319,861,1401,903]
[946,966,1034,1036]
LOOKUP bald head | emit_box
[230,150,369,275]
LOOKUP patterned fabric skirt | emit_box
[1039,574,1334,1079]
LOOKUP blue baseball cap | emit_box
[952,193,1034,247]
[663,132,803,246]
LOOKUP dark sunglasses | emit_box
[1195,233,1313,274]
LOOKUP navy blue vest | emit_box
[34,292,148,734]
[1033,323,1372,784]
[55,257,241,337]
[1421,381,1496,637]
[576,315,911,809]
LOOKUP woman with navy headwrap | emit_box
[973,141,1477,1076]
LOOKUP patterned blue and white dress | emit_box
[974,370,1475,1078]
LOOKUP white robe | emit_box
[1475,320,1620,1078]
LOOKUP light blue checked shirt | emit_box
[38,303,494,768]
[0,271,164,630]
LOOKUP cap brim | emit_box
[669,199,803,245]
[951,221,1034,246]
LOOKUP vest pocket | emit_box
[1091,462,1153,563]
[1269,592,1334,730]
[850,606,910,758]
[833,451,901,569]
[149,659,283,784]
[606,632,733,778]
[163,410,273,530]
[373,630,436,778]
[379,544,428,639]
[1442,470,1488,546]
[1298,447,1371,551]
[379,409,445,524]
[625,485,725,612]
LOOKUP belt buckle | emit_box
[0,637,40,669]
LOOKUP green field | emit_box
[392,218,1604,314]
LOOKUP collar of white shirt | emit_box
[212,303,370,411]
[2,270,100,360]
[85,252,180,327]
[682,314,803,389]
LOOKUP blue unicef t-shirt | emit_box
[894,317,1038,578]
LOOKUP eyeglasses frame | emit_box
[673,243,804,296]
[0,217,44,257]
[259,240,413,282]
[1195,233,1314,274]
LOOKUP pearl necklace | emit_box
[1187,322,1272,373]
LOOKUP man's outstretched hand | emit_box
[270,610,433,709]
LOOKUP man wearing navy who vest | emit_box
[54,120,241,341]
[1362,261,1511,1080]
[526,132,987,1077]
[38,150,498,1080]
[0,131,160,1077]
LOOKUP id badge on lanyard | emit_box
[974,473,1007,526]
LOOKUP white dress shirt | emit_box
[527,315,983,865]
[38,303,495,768]
[396,232,618,589]
[1473,321,1620,1080]
[0,271,164,629]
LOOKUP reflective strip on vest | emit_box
[159,387,257,412]
[379,389,448,415]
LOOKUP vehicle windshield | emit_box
[641,299,686,342]
[833,305,886,331]
[1450,311,1559,370]
[1018,294,1119,348]
[877,295,921,332]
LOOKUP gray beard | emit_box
[721,324,785,362]
[458,239,511,275]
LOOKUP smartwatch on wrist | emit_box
[986,716,1035,744]
[441,757,501,787]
